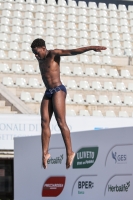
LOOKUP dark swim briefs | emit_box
[43,84,67,99]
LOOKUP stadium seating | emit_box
[0,0,132,117]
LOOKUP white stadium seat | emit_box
[123,41,132,49]
[108,4,117,11]
[68,8,77,15]
[29,78,40,88]
[2,10,12,17]
[12,64,23,74]
[4,2,13,10]
[88,2,97,9]
[124,96,133,106]
[102,40,110,48]
[119,111,129,118]
[12,18,22,26]
[58,6,67,14]
[90,39,99,46]
[112,33,120,40]
[12,26,21,34]
[47,0,56,6]
[116,82,126,91]
[68,56,78,63]
[99,95,109,105]
[92,110,103,117]
[90,31,99,39]
[109,11,117,18]
[11,34,20,42]
[110,25,119,33]
[20,51,31,60]
[80,38,88,46]
[120,70,131,78]
[2,77,14,87]
[35,28,45,35]
[24,65,35,74]
[47,28,56,36]
[78,1,87,8]
[35,13,44,20]
[47,5,56,14]
[92,81,102,90]
[58,0,67,6]
[89,16,97,24]
[0,41,7,50]
[110,18,118,25]
[78,8,88,16]
[66,109,77,116]
[80,30,89,38]
[102,56,113,65]
[97,68,107,77]
[112,40,121,48]
[85,68,95,76]
[78,23,87,30]
[16,78,27,87]
[128,83,133,91]
[37,0,46,5]
[79,110,90,116]
[120,11,128,19]
[106,111,116,117]
[118,4,127,11]
[86,95,97,104]
[26,4,35,12]
[67,80,77,89]
[73,67,84,76]
[57,37,66,45]
[57,29,67,37]
[89,9,97,16]
[89,24,97,31]
[10,42,19,50]
[61,66,72,76]
[20,92,32,102]
[99,10,107,17]
[101,32,110,40]
[69,30,78,38]
[92,55,101,64]
[66,94,72,104]
[1,25,10,33]
[36,5,45,12]
[104,82,114,91]
[121,26,129,33]
[0,33,9,41]
[79,55,90,63]
[22,35,32,43]
[34,93,43,103]
[102,48,111,55]
[35,20,44,28]
[58,14,66,22]
[79,81,90,90]
[68,38,78,46]
[112,96,122,105]
[125,49,133,56]
[8,50,19,60]
[0,50,6,59]
[73,94,85,104]
[128,5,133,12]
[109,69,119,78]
[0,63,11,73]
[99,3,107,10]
[113,48,123,56]
[100,25,108,32]
[1,18,10,25]
[24,12,34,19]
[13,11,22,18]
[120,19,128,26]
[69,15,77,22]
[100,17,108,24]
[46,13,56,21]
[24,19,33,27]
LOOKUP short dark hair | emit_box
[31,38,46,48]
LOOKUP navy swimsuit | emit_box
[43,84,67,99]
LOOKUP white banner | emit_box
[14,127,133,200]
[0,114,133,149]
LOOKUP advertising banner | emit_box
[1,114,133,149]
[14,127,133,200]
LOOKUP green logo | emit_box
[73,147,98,169]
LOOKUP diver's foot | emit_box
[42,153,51,169]
[66,152,75,169]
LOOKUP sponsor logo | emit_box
[112,151,127,164]
[47,154,64,164]
[73,147,98,169]
[78,181,94,194]
[108,181,130,192]
[42,176,66,197]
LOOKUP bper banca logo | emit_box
[73,147,98,169]
[108,181,130,192]
[112,151,127,164]
[47,154,64,164]
[78,181,94,195]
